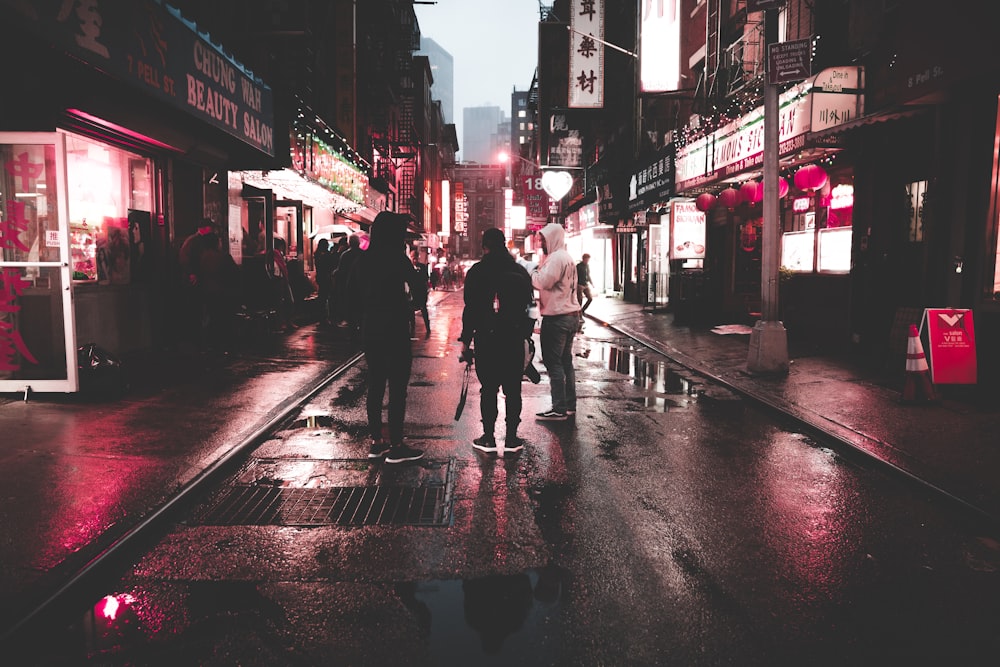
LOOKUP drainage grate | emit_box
[197,484,450,527]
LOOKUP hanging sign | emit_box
[920,308,977,384]
[569,0,604,108]
[669,200,706,260]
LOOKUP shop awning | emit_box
[808,106,931,143]
[241,169,364,213]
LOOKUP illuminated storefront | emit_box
[1,0,275,392]
[672,67,862,329]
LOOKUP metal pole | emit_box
[746,7,789,374]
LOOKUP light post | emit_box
[746,4,789,374]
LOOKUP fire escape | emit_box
[695,0,765,118]
[391,9,421,221]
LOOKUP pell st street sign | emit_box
[768,38,812,85]
[747,0,786,11]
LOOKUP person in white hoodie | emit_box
[530,222,581,420]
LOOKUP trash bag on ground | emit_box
[77,343,127,396]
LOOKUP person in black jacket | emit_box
[347,212,424,464]
[459,228,534,454]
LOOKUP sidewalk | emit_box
[583,296,1000,531]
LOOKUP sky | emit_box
[414,0,541,156]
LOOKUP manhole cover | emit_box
[196,458,454,527]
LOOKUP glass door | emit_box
[0,132,78,393]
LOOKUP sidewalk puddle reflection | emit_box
[583,342,699,411]
[402,565,567,663]
[44,567,568,664]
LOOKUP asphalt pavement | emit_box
[2,288,999,640]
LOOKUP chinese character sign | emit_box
[0,268,40,372]
[569,0,604,108]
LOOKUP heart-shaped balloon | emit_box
[541,170,573,200]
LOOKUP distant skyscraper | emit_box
[463,106,504,163]
[511,89,532,152]
[418,37,454,124]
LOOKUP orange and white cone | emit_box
[902,324,937,403]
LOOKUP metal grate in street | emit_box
[197,484,450,527]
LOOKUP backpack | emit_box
[489,260,534,339]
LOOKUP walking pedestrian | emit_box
[314,238,335,325]
[459,228,534,453]
[576,253,594,313]
[333,233,362,328]
[346,212,424,464]
[530,222,581,421]
[178,218,219,353]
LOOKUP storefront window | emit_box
[781,171,854,274]
[63,132,152,283]
[905,180,927,243]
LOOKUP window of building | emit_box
[64,131,153,283]
[780,168,854,275]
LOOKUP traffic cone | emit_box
[902,324,937,403]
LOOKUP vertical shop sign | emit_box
[669,200,706,260]
[569,0,604,108]
[522,174,549,230]
[921,309,977,384]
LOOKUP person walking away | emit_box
[333,233,362,328]
[198,232,241,355]
[409,248,431,338]
[314,238,335,325]
[576,253,594,313]
[346,212,424,464]
[178,218,218,354]
[270,237,297,331]
[459,228,534,453]
[531,222,581,421]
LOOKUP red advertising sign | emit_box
[522,174,550,230]
[921,309,977,384]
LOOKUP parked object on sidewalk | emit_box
[77,343,126,396]
[902,324,938,403]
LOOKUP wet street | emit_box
[26,292,1000,665]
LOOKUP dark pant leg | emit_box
[385,343,412,444]
[365,350,389,441]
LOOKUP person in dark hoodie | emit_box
[459,228,534,453]
[347,212,425,464]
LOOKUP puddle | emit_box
[404,566,568,663]
[39,567,568,664]
[583,342,701,409]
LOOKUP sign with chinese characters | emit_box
[810,66,864,134]
[547,113,583,168]
[569,0,604,108]
[628,145,675,212]
[921,309,977,385]
[4,0,275,156]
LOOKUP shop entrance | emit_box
[0,132,79,393]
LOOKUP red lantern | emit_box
[740,181,761,204]
[718,187,742,210]
[794,164,828,192]
[779,177,789,199]
[695,193,717,212]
